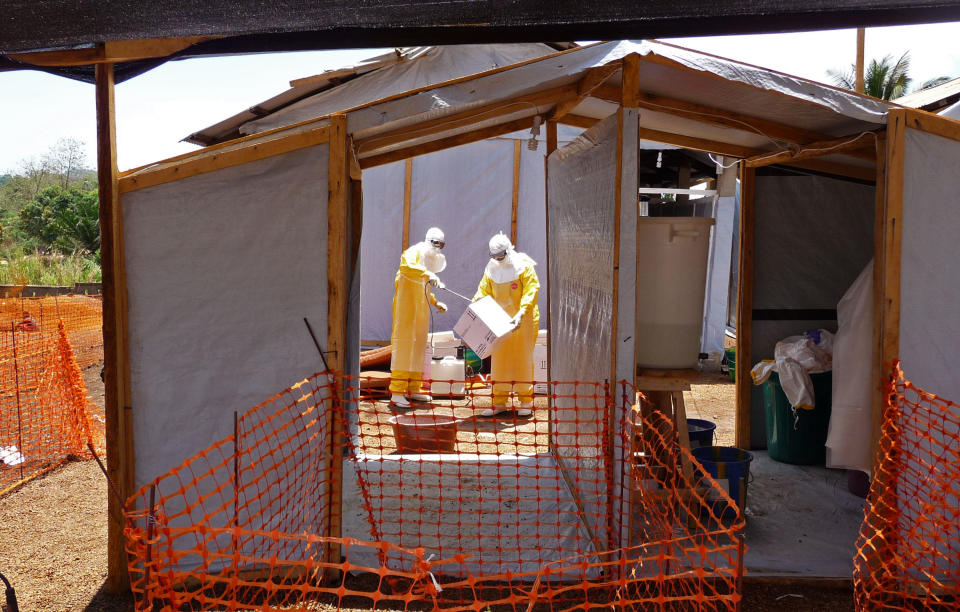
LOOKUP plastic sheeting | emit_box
[123,146,331,489]
[749,169,874,448]
[547,113,620,543]
[701,194,735,355]
[826,260,874,475]
[242,44,560,136]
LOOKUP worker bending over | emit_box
[473,232,540,417]
[390,227,448,408]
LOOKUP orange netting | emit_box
[0,319,105,496]
[0,294,104,369]
[125,374,744,611]
[854,363,960,610]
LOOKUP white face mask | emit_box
[423,249,446,273]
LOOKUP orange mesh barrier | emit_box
[0,320,104,496]
[0,294,104,369]
[125,375,744,610]
[854,363,960,610]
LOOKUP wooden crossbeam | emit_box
[745,131,880,168]
[549,63,621,121]
[10,37,216,66]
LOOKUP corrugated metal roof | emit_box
[894,77,960,111]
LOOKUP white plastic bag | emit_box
[751,329,834,410]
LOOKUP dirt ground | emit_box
[0,365,855,611]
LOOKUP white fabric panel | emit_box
[616,108,639,385]
[408,140,515,331]
[897,126,960,581]
[244,44,559,135]
[701,195,735,355]
[826,260,874,475]
[900,128,960,398]
[359,162,406,342]
[124,146,330,489]
[515,143,548,321]
[548,114,619,542]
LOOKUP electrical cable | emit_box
[0,571,20,612]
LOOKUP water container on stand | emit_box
[635,217,715,369]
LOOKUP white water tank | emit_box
[635,216,715,369]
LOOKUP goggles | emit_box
[491,250,508,261]
[429,238,445,249]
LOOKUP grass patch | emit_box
[0,249,101,286]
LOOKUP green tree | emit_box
[16,185,100,254]
[828,52,912,100]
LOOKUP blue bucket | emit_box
[692,446,754,517]
[686,419,717,448]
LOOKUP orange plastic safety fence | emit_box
[0,294,104,369]
[854,363,960,611]
[0,320,104,496]
[125,374,744,611]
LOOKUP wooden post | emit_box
[511,139,521,246]
[402,158,412,250]
[326,114,349,564]
[855,28,866,94]
[545,119,557,442]
[871,133,888,458]
[734,165,756,449]
[97,61,132,593]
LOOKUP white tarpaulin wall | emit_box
[750,168,874,448]
[123,145,332,491]
[897,126,960,577]
[547,111,637,545]
[359,130,580,342]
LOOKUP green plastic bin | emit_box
[725,347,736,382]
[763,371,833,465]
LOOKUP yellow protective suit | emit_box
[390,243,439,395]
[473,252,540,406]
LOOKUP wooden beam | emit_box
[735,164,756,450]
[97,63,131,594]
[120,126,330,193]
[744,131,879,168]
[549,62,621,121]
[901,107,960,142]
[349,141,362,180]
[10,36,215,66]
[621,54,641,108]
[355,84,577,156]
[546,120,558,155]
[559,114,600,129]
[593,84,855,152]
[325,114,349,566]
[511,140,521,245]
[359,117,533,169]
[856,28,866,94]
[544,119,557,443]
[402,159,413,250]
[870,133,887,459]
[880,110,905,415]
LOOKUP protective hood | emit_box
[422,242,446,273]
[485,251,534,284]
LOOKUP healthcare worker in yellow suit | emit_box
[473,232,540,417]
[390,227,448,408]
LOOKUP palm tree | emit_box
[827,52,912,100]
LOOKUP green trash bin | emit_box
[724,347,736,382]
[763,371,832,465]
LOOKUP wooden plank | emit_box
[672,391,695,486]
[325,114,349,565]
[880,110,906,421]
[744,131,879,167]
[96,63,131,593]
[120,126,330,193]
[593,84,847,149]
[869,132,887,463]
[511,140,521,245]
[359,116,533,169]
[546,119,558,155]
[902,108,960,143]
[10,36,215,66]
[355,85,577,155]
[402,159,413,250]
[735,165,756,449]
[559,114,599,129]
[550,62,621,121]
[634,377,692,392]
[785,158,877,182]
[544,119,557,446]
[621,54,641,108]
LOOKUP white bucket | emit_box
[635,217,714,369]
[430,355,466,396]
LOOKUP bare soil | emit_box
[0,365,853,611]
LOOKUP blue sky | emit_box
[3,22,960,174]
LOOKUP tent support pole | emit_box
[511,140,521,245]
[97,61,133,593]
[734,165,756,449]
[402,158,412,250]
